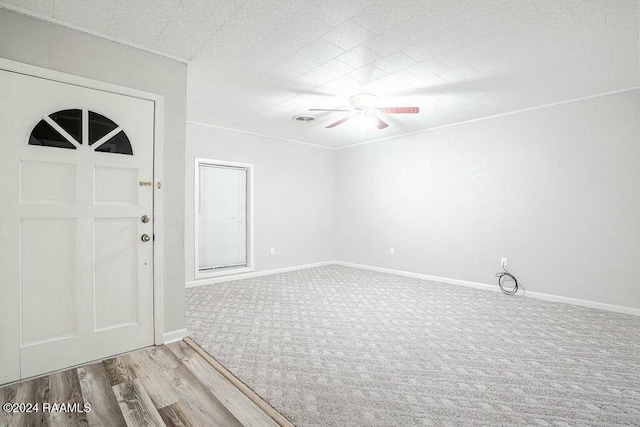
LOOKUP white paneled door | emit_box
[0,70,155,384]
[198,165,248,271]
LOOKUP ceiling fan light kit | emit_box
[308,94,419,130]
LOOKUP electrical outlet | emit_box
[270,247,276,255]
[389,248,395,255]
[501,257,507,267]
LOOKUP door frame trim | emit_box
[0,58,166,345]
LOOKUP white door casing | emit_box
[0,69,156,383]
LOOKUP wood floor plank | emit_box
[102,357,137,387]
[33,375,51,426]
[166,341,193,363]
[77,363,127,427]
[141,346,181,371]
[0,383,18,402]
[127,347,180,409]
[157,401,201,427]
[112,379,164,427]
[163,364,242,427]
[167,341,278,427]
[10,379,37,427]
[0,384,17,426]
[182,338,294,427]
[47,370,89,426]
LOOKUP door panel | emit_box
[20,161,77,203]
[94,218,139,331]
[94,166,138,204]
[21,219,77,346]
[0,69,155,383]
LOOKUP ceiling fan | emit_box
[309,94,419,129]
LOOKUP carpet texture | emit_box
[186,265,640,426]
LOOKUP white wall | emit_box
[335,89,640,310]
[185,124,334,284]
[0,9,188,332]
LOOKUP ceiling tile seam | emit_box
[329,26,415,67]
[188,0,315,63]
[224,6,342,86]
[149,0,184,49]
[264,14,435,94]
[567,5,578,26]
[531,1,541,15]
[265,11,514,101]
[303,38,346,62]
[244,72,343,115]
[315,2,371,29]
[105,0,119,34]
[335,85,640,150]
[404,66,449,88]
[268,56,391,109]
[262,48,360,104]
[290,47,349,80]
[212,25,343,101]
[259,96,308,117]
[186,120,334,150]
[275,25,466,99]
[0,2,189,64]
[264,37,344,85]
[184,0,249,62]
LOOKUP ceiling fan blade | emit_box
[326,117,351,128]
[375,117,389,129]
[378,107,420,114]
[309,108,351,112]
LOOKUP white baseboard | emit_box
[335,261,640,317]
[184,259,640,316]
[517,289,640,316]
[163,328,188,344]
[185,261,336,288]
[335,261,500,293]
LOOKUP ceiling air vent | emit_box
[293,115,315,123]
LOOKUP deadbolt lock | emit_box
[141,215,150,223]
[141,234,151,242]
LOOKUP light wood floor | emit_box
[0,341,283,426]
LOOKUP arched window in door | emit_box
[29,109,133,155]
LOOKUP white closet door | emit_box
[199,165,247,270]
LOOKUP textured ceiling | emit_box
[2,0,639,148]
